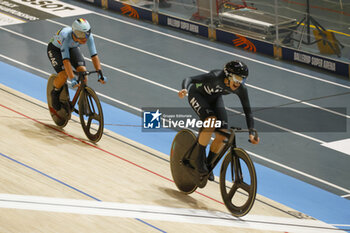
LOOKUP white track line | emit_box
[0,26,178,93]
[45,19,350,119]
[0,53,349,197]
[0,54,141,112]
[0,194,345,233]
[2,23,349,120]
[248,150,350,195]
[0,25,327,144]
[92,12,350,90]
[224,107,325,144]
[45,19,208,73]
[332,224,350,227]
[0,33,349,195]
[8,20,342,144]
[0,28,338,141]
[246,84,349,119]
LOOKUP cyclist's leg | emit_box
[187,86,216,174]
[47,43,67,110]
[207,96,228,181]
[197,116,217,147]
[196,116,217,177]
[51,71,68,110]
[210,133,227,153]
[209,96,228,154]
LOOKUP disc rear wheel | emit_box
[170,129,198,194]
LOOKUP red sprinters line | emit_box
[0,103,224,206]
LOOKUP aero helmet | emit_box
[72,18,91,39]
[224,60,249,84]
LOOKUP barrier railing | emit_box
[84,0,350,78]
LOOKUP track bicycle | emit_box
[46,71,104,142]
[170,127,258,216]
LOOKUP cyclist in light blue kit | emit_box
[47,18,107,111]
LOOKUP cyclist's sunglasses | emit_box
[227,74,244,84]
[73,29,91,39]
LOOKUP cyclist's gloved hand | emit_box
[71,77,79,88]
[97,70,107,84]
[248,128,260,145]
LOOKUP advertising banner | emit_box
[282,47,349,78]
[215,29,274,56]
[158,14,208,38]
[107,0,152,21]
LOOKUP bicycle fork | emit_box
[231,149,244,184]
[79,90,93,116]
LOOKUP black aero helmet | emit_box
[224,60,249,84]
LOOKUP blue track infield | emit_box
[0,61,349,230]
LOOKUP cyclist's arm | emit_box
[87,34,103,74]
[63,59,75,79]
[236,85,254,133]
[91,54,101,71]
[87,34,97,59]
[236,85,259,144]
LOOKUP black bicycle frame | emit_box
[70,71,98,114]
[206,128,238,173]
[182,127,255,173]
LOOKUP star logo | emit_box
[143,109,162,129]
[150,109,162,122]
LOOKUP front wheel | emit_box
[220,148,257,217]
[78,86,104,142]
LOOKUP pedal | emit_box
[191,172,208,189]
[185,165,208,189]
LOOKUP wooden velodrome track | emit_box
[0,84,344,233]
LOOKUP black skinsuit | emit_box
[182,70,254,131]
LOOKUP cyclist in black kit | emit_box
[178,60,260,181]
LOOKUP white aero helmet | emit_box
[72,18,91,39]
